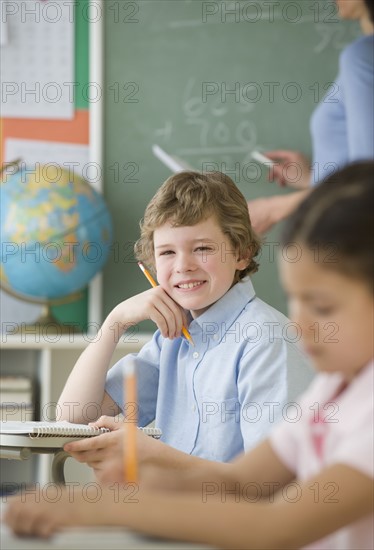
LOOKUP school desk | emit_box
[0,434,69,484]
[0,523,213,550]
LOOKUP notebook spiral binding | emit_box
[30,426,109,439]
[138,427,162,439]
[26,425,162,439]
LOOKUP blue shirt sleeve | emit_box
[339,35,374,162]
[310,35,374,186]
[105,331,161,427]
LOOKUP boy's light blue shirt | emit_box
[105,277,313,462]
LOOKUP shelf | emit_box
[0,333,152,350]
[1,332,152,484]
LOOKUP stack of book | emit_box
[0,376,33,422]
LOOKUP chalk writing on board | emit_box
[154,121,173,141]
[151,77,258,173]
[168,18,357,54]
[313,23,360,53]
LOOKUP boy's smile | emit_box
[154,216,249,319]
[175,280,207,291]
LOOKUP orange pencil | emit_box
[138,262,194,345]
[123,360,138,484]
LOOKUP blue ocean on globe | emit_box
[1,164,113,300]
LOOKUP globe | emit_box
[0,162,113,322]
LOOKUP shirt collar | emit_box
[317,359,374,406]
[188,277,256,343]
[349,359,374,391]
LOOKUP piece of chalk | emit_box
[251,151,275,167]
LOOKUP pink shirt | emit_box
[270,361,374,550]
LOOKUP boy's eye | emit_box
[195,246,213,252]
[159,250,175,256]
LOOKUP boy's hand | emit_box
[64,418,158,484]
[64,429,124,483]
[111,287,188,340]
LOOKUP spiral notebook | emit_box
[0,421,162,439]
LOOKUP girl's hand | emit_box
[265,150,311,189]
[4,488,103,538]
[109,287,188,340]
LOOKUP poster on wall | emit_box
[0,0,74,119]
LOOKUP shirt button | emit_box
[213,334,219,341]
[192,404,197,412]
[192,351,199,359]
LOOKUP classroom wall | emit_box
[1,0,90,330]
[102,0,359,325]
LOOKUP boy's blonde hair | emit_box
[135,171,261,282]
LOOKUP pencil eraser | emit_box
[251,151,275,167]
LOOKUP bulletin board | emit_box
[1,0,90,330]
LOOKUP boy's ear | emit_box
[236,256,250,270]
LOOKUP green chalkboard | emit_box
[52,0,90,330]
[75,0,90,110]
[103,0,360,323]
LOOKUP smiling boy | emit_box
[154,217,247,318]
[58,171,312,480]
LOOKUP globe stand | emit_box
[25,303,81,335]
[35,304,65,326]
[1,284,84,335]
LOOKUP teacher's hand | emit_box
[247,196,280,234]
[265,150,311,189]
[248,190,311,235]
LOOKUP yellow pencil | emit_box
[123,360,138,484]
[138,262,194,346]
